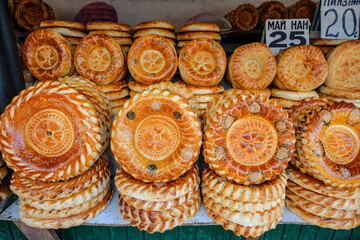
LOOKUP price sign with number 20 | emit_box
[321,0,360,39]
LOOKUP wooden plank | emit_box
[298,225,319,240]
[332,229,351,240]
[74,226,94,240]
[59,227,76,240]
[282,224,302,240]
[0,221,13,240]
[13,221,60,240]
[350,227,360,240]
[178,226,196,240]
[263,224,284,240]
[315,228,334,240]
[109,226,127,240]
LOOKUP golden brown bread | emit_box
[179,38,226,87]
[23,29,73,81]
[203,95,295,184]
[75,34,126,85]
[134,21,175,31]
[10,155,108,200]
[178,23,220,33]
[227,43,276,89]
[97,80,127,93]
[258,1,288,28]
[40,20,85,31]
[111,90,202,182]
[127,35,177,84]
[86,22,132,32]
[318,85,360,99]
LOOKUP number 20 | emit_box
[325,8,358,38]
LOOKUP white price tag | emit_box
[265,19,310,55]
[320,0,360,39]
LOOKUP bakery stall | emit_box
[0,0,360,240]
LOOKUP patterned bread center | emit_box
[290,59,309,79]
[35,45,59,69]
[190,51,215,75]
[269,10,281,19]
[297,7,311,18]
[88,47,111,71]
[25,109,74,157]
[25,6,44,25]
[244,59,261,78]
[323,125,359,165]
[239,11,252,25]
[227,116,278,165]
[140,50,165,73]
[135,115,180,160]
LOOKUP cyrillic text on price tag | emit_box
[320,0,360,39]
[265,19,310,55]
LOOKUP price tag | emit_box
[320,0,360,39]
[265,19,310,55]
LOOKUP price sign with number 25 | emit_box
[321,0,360,39]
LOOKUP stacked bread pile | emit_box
[176,23,221,55]
[133,21,176,48]
[22,29,76,80]
[0,78,113,229]
[271,45,328,111]
[258,1,288,29]
[225,4,259,31]
[111,88,202,233]
[86,22,133,56]
[0,153,11,206]
[310,38,351,56]
[126,34,177,94]
[40,20,87,47]
[227,42,274,103]
[202,93,296,238]
[178,37,226,118]
[286,99,360,229]
[317,40,360,108]
[74,32,128,115]
[15,0,55,32]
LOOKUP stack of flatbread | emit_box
[133,20,176,48]
[111,88,202,233]
[271,45,327,111]
[0,78,113,228]
[97,80,129,116]
[176,23,221,55]
[310,38,351,56]
[87,22,133,56]
[287,99,360,229]
[317,40,360,108]
[0,153,10,206]
[40,20,86,48]
[202,93,296,237]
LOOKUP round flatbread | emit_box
[202,166,287,203]
[0,81,104,182]
[233,4,259,31]
[269,98,301,109]
[288,0,317,24]
[40,20,85,31]
[109,97,130,108]
[227,42,276,89]
[115,164,199,202]
[128,80,149,92]
[177,41,191,48]
[111,89,202,182]
[177,32,221,41]
[178,23,220,33]
[64,36,82,46]
[318,85,360,99]
[112,37,133,46]
[97,80,127,93]
[311,38,351,46]
[88,30,132,38]
[179,38,226,86]
[297,102,360,187]
[133,28,176,39]
[127,35,177,84]
[203,95,295,184]
[134,21,175,31]
[15,0,54,32]
[276,45,328,91]
[258,1,288,28]
[105,88,129,100]
[10,155,109,200]
[271,88,319,101]
[23,29,73,81]
[86,22,132,32]
[178,80,224,94]
[325,40,360,90]
[75,34,125,85]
